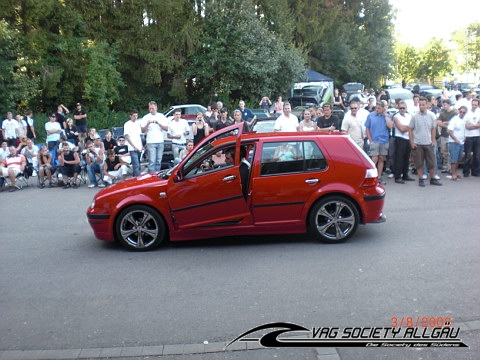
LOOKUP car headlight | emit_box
[90,200,95,209]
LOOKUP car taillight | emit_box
[361,168,378,187]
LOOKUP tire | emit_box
[115,205,166,251]
[309,196,359,243]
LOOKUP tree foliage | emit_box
[0,0,399,119]
[416,39,452,83]
[452,22,480,74]
[396,44,420,86]
[187,0,305,104]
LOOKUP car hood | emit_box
[94,172,168,200]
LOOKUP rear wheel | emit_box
[309,196,359,243]
[115,205,166,251]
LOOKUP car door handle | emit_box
[223,175,237,182]
[305,178,319,185]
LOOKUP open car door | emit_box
[167,123,251,229]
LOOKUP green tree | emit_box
[416,39,452,83]
[452,22,480,74]
[396,44,420,86]
[187,0,305,104]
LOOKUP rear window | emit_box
[260,141,327,175]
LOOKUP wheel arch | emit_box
[306,191,364,228]
[112,202,170,244]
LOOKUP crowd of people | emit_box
[1,87,479,192]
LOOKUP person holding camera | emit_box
[140,101,168,172]
[192,112,210,145]
[85,139,105,188]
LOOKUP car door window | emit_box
[260,141,327,175]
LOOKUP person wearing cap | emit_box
[2,112,19,147]
[45,112,63,151]
[73,102,87,144]
[365,101,393,184]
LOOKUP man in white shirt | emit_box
[463,98,480,177]
[2,112,19,147]
[392,101,414,183]
[140,101,168,172]
[124,110,143,176]
[167,109,190,160]
[447,106,467,181]
[274,103,298,132]
[341,101,364,148]
[21,138,39,169]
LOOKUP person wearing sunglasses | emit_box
[393,101,415,184]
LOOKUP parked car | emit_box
[385,88,414,113]
[289,84,332,108]
[251,117,277,133]
[420,88,444,102]
[164,104,207,121]
[87,123,386,251]
[342,82,365,99]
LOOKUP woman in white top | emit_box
[297,109,318,132]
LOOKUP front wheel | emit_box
[115,205,166,251]
[309,196,359,243]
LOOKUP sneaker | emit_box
[433,174,440,180]
[88,184,97,188]
[419,179,425,187]
[9,186,18,192]
[421,174,428,180]
[402,177,415,182]
[387,173,394,178]
[62,183,71,189]
[430,179,442,186]
[394,179,405,184]
[48,182,54,188]
[72,183,78,189]
[39,183,45,189]
[98,183,106,188]
[446,175,453,179]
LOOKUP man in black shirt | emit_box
[317,104,339,131]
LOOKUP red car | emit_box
[87,123,386,251]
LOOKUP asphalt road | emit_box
[0,174,479,360]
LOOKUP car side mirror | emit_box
[174,171,182,183]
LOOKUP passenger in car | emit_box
[273,143,296,161]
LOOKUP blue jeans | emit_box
[172,143,186,161]
[130,150,141,176]
[87,162,102,186]
[147,142,164,172]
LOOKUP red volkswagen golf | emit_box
[87,123,386,251]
